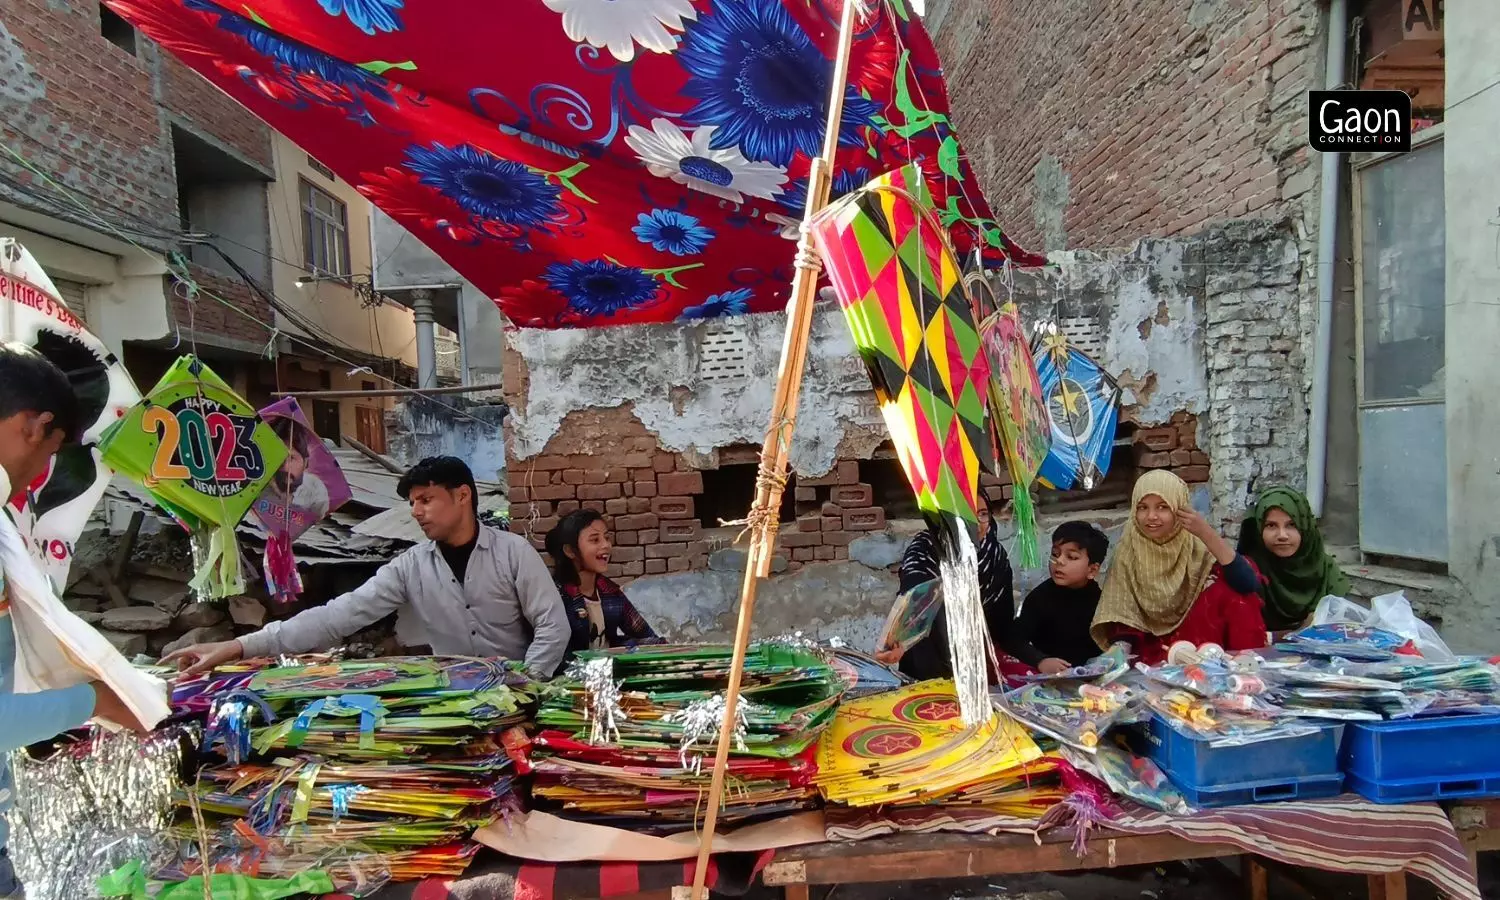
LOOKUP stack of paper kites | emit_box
[814,681,1063,816]
[142,656,537,891]
[1031,327,1122,492]
[531,644,843,835]
[98,355,287,598]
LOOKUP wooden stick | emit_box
[687,3,863,898]
[342,435,405,474]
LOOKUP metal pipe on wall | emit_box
[1307,0,1349,517]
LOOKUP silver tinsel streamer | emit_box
[940,525,991,725]
[8,726,189,900]
[663,693,762,773]
[567,656,626,745]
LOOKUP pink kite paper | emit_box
[251,398,351,606]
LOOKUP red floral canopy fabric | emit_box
[106,0,1043,328]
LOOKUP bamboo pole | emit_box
[687,3,864,898]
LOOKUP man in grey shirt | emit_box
[164,457,570,678]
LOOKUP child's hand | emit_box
[1175,508,1215,541]
[1037,658,1071,675]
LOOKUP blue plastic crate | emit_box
[1341,713,1500,782]
[1131,713,1344,788]
[1175,772,1347,809]
[1346,771,1500,804]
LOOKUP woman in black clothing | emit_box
[878,503,1041,681]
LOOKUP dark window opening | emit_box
[860,451,920,520]
[100,4,137,55]
[311,400,341,446]
[318,370,333,390]
[698,453,795,530]
[362,380,376,392]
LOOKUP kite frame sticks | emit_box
[687,1,866,897]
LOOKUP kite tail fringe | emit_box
[1009,484,1042,569]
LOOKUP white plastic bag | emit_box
[1311,591,1455,661]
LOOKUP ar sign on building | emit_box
[1,239,141,589]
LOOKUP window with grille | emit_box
[299,178,350,277]
[699,328,749,381]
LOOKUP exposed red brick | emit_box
[794,486,818,502]
[780,531,822,548]
[797,515,822,533]
[645,543,688,559]
[821,516,843,532]
[653,452,677,474]
[645,559,667,575]
[657,471,704,496]
[626,497,652,514]
[667,557,689,572]
[660,520,702,542]
[637,529,660,544]
[619,560,645,577]
[604,498,628,515]
[556,500,580,515]
[1137,451,1171,469]
[791,547,816,562]
[581,500,605,513]
[561,469,586,485]
[842,507,887,532]
[1189,450,1211,465]
[532,484,576,501]
[823,530,856,547]
[1137,426,1179,452]
[530,516,559,534]
[836,460,860,485]
[1178,465,1211,483]
[815,546,837,561]
[1169,449,1194,466]
[578,484,623,501]
[830,484,874,508]
[651,496,695,520]
[615,513,659,531]
[613,530,639,546]
[611,546,645,563]
[510,486,530,503]
[633,480,659,498]
[582,470,608,485]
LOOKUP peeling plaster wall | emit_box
[506,293,883,476]
[1010,222,1308,528]
[1010,237,1209,427]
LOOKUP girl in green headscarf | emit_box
[1237,487,1350,631]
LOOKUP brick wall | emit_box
[929,0,1323,252]
[170,263,274,350]
[159,53,272,170]
[0,0,177,235]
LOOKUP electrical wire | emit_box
[0,140,500,426]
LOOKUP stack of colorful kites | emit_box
[531,644,844,835]
[140,656,536,892]
[814,680,1063,817]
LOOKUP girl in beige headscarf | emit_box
[1090,471,1268,664]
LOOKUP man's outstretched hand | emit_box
[160,639,245,677]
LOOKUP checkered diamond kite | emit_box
[811,164,995,525]
[811,164,995,725]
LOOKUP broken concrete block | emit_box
[100,629,148,657]
[175,601,226,630]
[100,606,172,633]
